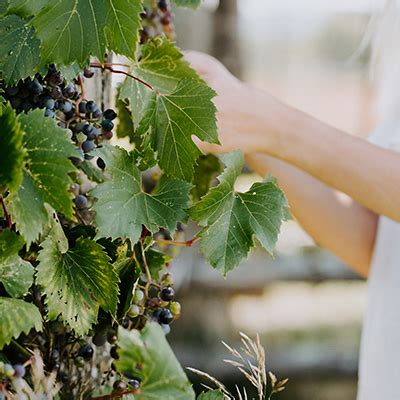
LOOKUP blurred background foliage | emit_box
[117,0,383,398]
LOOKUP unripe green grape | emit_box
[133,289,144,304]
[127,304,142,318]
[169,301,181,318]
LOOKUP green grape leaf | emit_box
[191,154,222,201]
[197,391,224,400]
[0,14,41,84]
[133,37,201,94]
[0,105,25,192]
[91,144,191,245]
[119,37,202,123]
[79,160,105,183]
[115,324,195,400]
[172,0,202,8]
[137,79,218,181]
[0,230,33,298]
[37,225,119,335]
[189,151,289,275]
[7,173,49,246]
[5,0,47,16]
[7,110,76,244]
[0,297,42,349]
[31,0,143,67]
[0,1,8,14]
[115,92,135,142]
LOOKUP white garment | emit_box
[357,124,400,400]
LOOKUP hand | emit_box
[185,51,284,155]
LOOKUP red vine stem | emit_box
[90,63,154,91]
[75,74,86,116]
[155,237,199,247]
[0,195,12,229]
[91,389,140,400]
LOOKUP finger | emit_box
[192,136,224,154]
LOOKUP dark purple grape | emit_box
[83,68,94,78]
[5,86,19,96]
[103,131,113,140]
[29,79,43,95]
[13,364,26,378]
[160,286,174,302]
[160,14,172,25]
[78,344,94,360]
[92,333,107,347]
[10,97,22,108]
[43,97,55,109]
[96,157,106,169]
[18,86,30,98]
[158,0,168,11]
[82,140,96,153]
[113,380,127,392]
[20,102,32,113]
[128,379,140,390]
[63,84,77,98]
[59,100,73,113]
[107,331,117,344]
[51,85,63,99]
[158,309,174,325]
[92,108,102,119]
[82,124,96,140]
[86,100,98,113]
[101,119,114,131]
[103,109,117,120]
[48,72,63,86]
[110,346,119,360]
[78,101,87,114]
[44,109,55,118]
[74,194,88,210]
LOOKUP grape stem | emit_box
[0,194,12,229]
[155,237,199,247]
[140,238,153,291]
[90,63,154,91]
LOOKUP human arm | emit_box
[245,153,378,277]
[186,51,400,223]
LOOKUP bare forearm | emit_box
[253,92,400,221]
[246,153,378,277]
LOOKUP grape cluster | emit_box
[1,65,118,215]
[123,273,181,336]
[140,0,174,43]
[0,362,26,382]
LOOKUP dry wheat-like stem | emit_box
[188,333,287,400]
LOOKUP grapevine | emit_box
[0,0,289,399]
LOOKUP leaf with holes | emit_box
[37,223,119,335]
[91,144,191,245]
[0,105,25,192]
[0,14,41,83]
[31,0,143,67]
[137,79,218,181]
[189,151,289,275]
[0,297,42,349]
[7,110,76,245]
[115,324,195,400]
[0,230,34,298]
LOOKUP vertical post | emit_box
[212,0,242,77]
